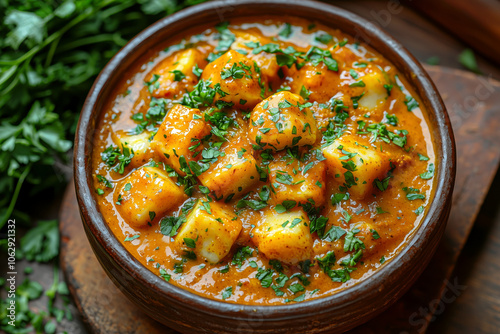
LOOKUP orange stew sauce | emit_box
[92,17,435,305]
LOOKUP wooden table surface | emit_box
[331,1,500,333]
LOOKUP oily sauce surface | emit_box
[91,17,436,305]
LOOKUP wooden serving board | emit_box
[59,66,500,334]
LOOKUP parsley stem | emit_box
[0,0,117,68]
[0,164,31,230]
[0,67,20,96]
[45,34,62,67]
[99,0,136,19]
[56,33,128,53]
[0,65,18,86]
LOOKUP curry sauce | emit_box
[91,17,435,305]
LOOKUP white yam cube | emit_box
[151,104,210,175]
[269,155,326,206]
[197,147,260,200]
[115,167,187,228]
[112,130,154,168]
[174,200,242,263]
[248,91,317,150]
[148,48,206,99]
[201,50,263,109]
[253,209,313,264]
[322,136,390,199]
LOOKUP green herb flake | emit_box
[315,33,333,44]
[349,80,365,87]
[278,23,293,38]
[370,229,381,239]
[418,153,430,161]
[222,286,233,300]
[170,70,186,81]
[420,163,435,180]
[415,205,425,215]
[149,211,156,221]
[124,234,140,242]
[459,49,480,73]
[192,64,203,77]
[407,193,426,201]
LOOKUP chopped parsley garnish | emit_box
[124,234,140,242]
[323,225,346,242]
[317,252,353,283]
[331,192,349,205]
[300,85,311,100]
[304,46,338,71]
[160,216,186,237]
[407,193,426,200]
[145,74,160,93]
[181,79,228,109]
[404,95,419,111]
[192,64,203,77]
[403,187,426,200]
[418,153,430,161]
[183,237,196,248]
[384,113,398,126]
[370,229,381,239]
[159,268,171,281]
[349,80,365,87]
[366,122,408,148]
[351,93,364,109]
[237,148,247,159]
[315,33,333,44]
[204,109,234,140]
[415,206,425,215]
[349,69,359,79]
[215,21,235,52]
[222,286,233,300]
[374,175,391,192]
[96,175,113,188]
[278,23,293,38]
[101,144,134,174]
[275,171,293,185]
[219,265,230,273]
[275,200,297,213]
[344,228,365,252]
[232,246,254,268]
[220,61,251,80]
[170,70,186,81]
[309,215,328,236]
[420,163,435,180]
[256,268,274,288]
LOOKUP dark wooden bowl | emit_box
[74,1,456,332]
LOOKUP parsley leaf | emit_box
[160,216,186,237]
[232,246,254,268]
[222,286,233,300]
[420,163,435,180]
[20,220,59,262]
[278,23,293,38]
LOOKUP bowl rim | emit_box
[74,0,456,321]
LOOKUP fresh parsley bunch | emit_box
[0,1,208,333]
[0,0,208,229]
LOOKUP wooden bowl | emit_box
[74,1,456,332]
